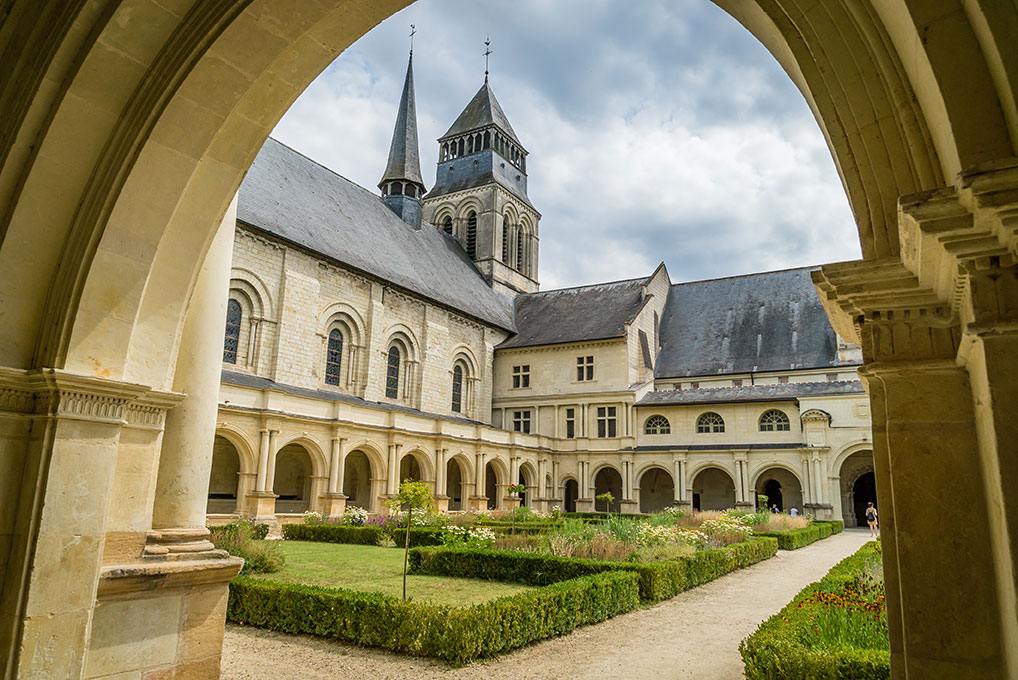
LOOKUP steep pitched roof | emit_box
[655,267,847,378]
[636,380,865,406]
[379,55,424,188]
[499,276,648,349]
[238,138,514,331]
[441,81,521,144]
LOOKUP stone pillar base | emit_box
[143,527,216,558]
[468,495,489,512]
[321,493,347,519]
[504,497,521,511]
[735,501,754,508]
[575,498,595,513]
[433,495,450,513]
[620,500,638,514]
[246,491,278,524]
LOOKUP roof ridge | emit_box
[528,274,650,296]
[652,379,863,395]
[670,264,821,288]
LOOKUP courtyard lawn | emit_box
[250,541,533,606]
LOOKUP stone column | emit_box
[470,451,488,511]
[151,196,236,553]
[255,429,270,492]
[811,453,824,506]
[800,454,813,505]
[322,437,347,518]
[264,429,279,494]
[386,443,401,497]
[434,448,449,513]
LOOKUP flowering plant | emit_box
[302,510,323,525]
[442,525,496,550]
[342,506,369,526]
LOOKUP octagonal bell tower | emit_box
[422,77,540,295]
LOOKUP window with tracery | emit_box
[696,412,725,433]
[759,409,791,432]
[385,346,401,399]
[644,415,670,435]
[223,299,242,364]
[451,364,463,413]
[325,328,343,386]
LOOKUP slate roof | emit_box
[238,138,514,331]
[441,81,521,144]
[499,276,649,349]
[222,371,486,425]
[379,55,425,188]
[656,267,848,378]
[636,380,865,406]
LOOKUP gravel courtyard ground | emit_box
[222,529,872,680]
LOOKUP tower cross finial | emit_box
[409,24,416,56]
[484,36,492,82]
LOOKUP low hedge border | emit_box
[739,541,888,679]
[227,570,640,665]
[409,537,777,604]
[754,520,844,550]
[281,524,448,547]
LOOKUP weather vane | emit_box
[409,24,416,56]
[484,36,492,82]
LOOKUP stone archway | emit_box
[593,467,623,513]
[484,461,501,511]
[754,467,804,514]
[272,443,313,514]
[563,479,579,513]
[2,2,1018,677]
[518,463,537,507]
[445,457,468,511]
[691,467,736,511]
[343,450,374,511]
[207,435,240,514]
[639,467,675,514]
[399,453,423,484]
[853,472,877,527]
[839,450,875,528]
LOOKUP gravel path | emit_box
[222,529,872,680]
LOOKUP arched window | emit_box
[466,211,477,259]
[325,328,343,386]
[385,345,401,399]
[759,409,791,432]
[644,415,670,435]
[516,226,525,272]
[451,364,464,413]
[442,215,453,234]
[223,298,242,364]
[501,218,511,264]
[696,412,725,433]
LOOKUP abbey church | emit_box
[210,55,875,527]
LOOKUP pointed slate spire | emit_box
[442,80,521,144]
[379,54,425,192]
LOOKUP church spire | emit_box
[379,42,426,228]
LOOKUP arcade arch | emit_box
[839,449,876,527]
[272,443,314,514]
[691,467,736,511]
[207,436,241,514]
[638,466,675,514]
[753,466,804,513]
[445,454,471,510]
[3,1,1018,677]
[343,450,376,511]
[593,465,623,513]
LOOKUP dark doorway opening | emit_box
[763,479,783,511]
[853,472,877,526]
[564,479,578,512]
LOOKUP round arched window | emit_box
[696,412,725,433]
[759,409,791,432]
[644,415,670,435]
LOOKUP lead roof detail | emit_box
[441,80,521,144]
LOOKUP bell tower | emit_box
[422,69,540,295]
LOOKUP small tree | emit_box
[756,494,769,512]
[386,479,434,600]
[508,483,526,534]
[595,491,615,515]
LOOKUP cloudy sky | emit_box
[271,0,860,290]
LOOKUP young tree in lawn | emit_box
[596,491,615,515]
[386,479,434,600]
[508,482,526,534]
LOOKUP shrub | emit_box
[210,520,284,574]
[282,523,383,545]
[755,520,843,550]
[740,542,888,679]
[342,506,369,526]
[752,514,810,532]
[410,537,777,604]
[442,525,496,550]
[227,570,640,665]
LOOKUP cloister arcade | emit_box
[3,1,1017,677]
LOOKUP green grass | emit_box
[250,541,533,606]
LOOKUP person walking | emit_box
[789,506,798,517]
[865,502,879,537]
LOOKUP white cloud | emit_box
[270,0,860,289]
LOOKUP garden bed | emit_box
[228,568,640,665]
[739,541,888,679]
[754,520,844,550]
[281,523,446,547]
[409,537,777,603]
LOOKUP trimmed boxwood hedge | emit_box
[409,537,778,603]
[740,541,888,679]
[754,520,844,550]
[227,570,640,665]
[281,524,383,544]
